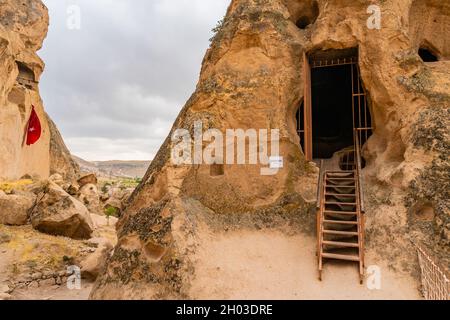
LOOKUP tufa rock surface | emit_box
[47,115,80,181]
[79,183,103,214]
[80,237,114,281]
[0,0,78,181]
[0,191,35,226]
[30,182,94,240]
[92,0,449,299]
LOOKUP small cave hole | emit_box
[210,164,224,177]
[16,61,37,90]
[418,47,439,62]
[410,201,435,222]
[296,16,312,29]
[295,1,319,30]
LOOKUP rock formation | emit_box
[0,190,35,226]
[79,183,103,214]
[0,0,78,181]
[47,115,80,181]
[91,0,449,299]
[30,182,94,240]
[80,237,114,281]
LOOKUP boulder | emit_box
[104,198,122,211]
[65,183,80,196]
[30,182,94,240]
[77,174,98,188]
[0,232,11,244]
[0,190,35,226]
[99,193,110,202]
[105,187,132,211]
[48,173,64,186]
[80,237,113,280]
[79,183,102,214]
[108,187,127,201]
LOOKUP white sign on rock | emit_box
[269,156,284,169]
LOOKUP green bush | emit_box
[104,206,119,218]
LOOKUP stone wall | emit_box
[0,0,78,181]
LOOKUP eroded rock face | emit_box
[78,174,98,188]
[30,182,94,240]
[0,0,78,181]
[80,237,114,281]
[47,115,80,181]
[79,183,103,214]
[92,0,449,299]
[0,191,35,226]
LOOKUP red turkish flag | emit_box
[26,105,42,146]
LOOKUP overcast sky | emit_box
[39,0,229,161]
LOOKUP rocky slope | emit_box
[73,156,150,179]
[91,0,449,299]
[0,0,78,181]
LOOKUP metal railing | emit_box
[415,243,450,300]
[316,160,324,259]
[354,131,366,213]
[316,160,325,210]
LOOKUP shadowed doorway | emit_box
[297,48,373,167]
[311,64,353,158]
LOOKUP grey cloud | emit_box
[40,0,229,160]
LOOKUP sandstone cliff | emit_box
[47,114,80,181]
[0,0,78,181]
[91,0,449,299]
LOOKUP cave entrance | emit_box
[297,49,373,167]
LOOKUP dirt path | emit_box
[1,226,422,300]
[190,229,422,300]
[11,283,93,300]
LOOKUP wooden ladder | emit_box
[316,168,365,284]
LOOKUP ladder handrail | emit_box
[354,132,366,213]
[316,160,325,209]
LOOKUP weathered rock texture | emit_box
[30,182,94,240]
[47,114,80,181]
[0,0,78,181]
[92,0,449,299]
[0,190,35,225]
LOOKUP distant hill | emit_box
[72,155,150,179]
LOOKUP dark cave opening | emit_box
[419,47,439,62]
[295,1,319,29]
[311,64,354,159]
[16,61,37,90]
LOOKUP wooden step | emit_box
[326,189,356,194]
[321,252,360,262]
[327,182,356,187]
[323,230,359,236]
[326,186,356,189]
[324,214,357,221]
[324,210,357,215]
[322,241,360,248]
[325,201,357,206]
[327,178,355,181]
[326,190,356,195]
[326,174,355,178]
[323,220,358,225]
[325,193,356,197]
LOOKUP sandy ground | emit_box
[1,226,422,300]
[189,229,422,300]
[0,224,113,301]
[11,283,93,300]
